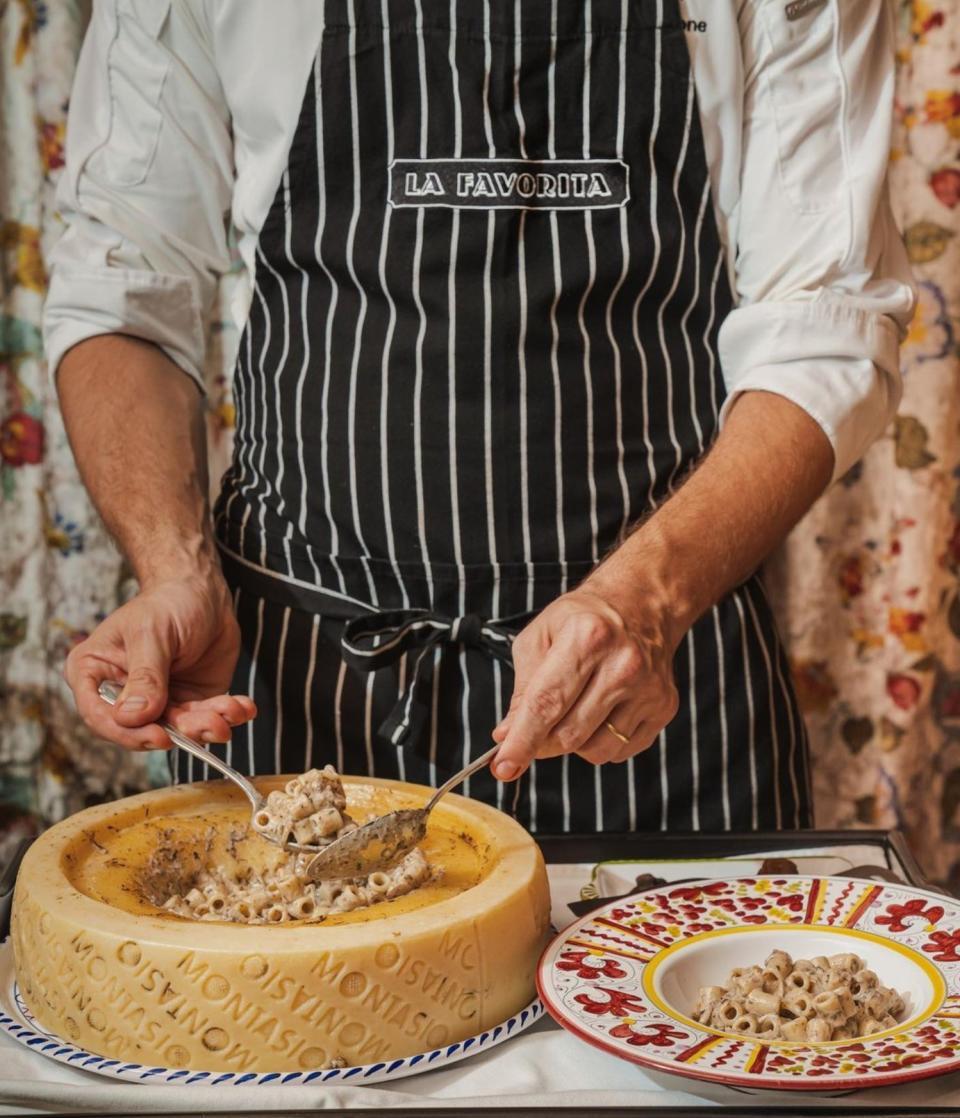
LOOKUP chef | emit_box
[47,0,914,834]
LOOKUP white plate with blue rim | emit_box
[0,945,543,1087]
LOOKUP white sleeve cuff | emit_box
[43,265,207,393]
[717,299,903,483]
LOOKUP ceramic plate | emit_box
[0,942,542,1087]
[538,874,960,1091]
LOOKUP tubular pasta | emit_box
[251,766,349,847]
[744,988,779,1017]
[160,766,432,924]
[693,950,906,1043]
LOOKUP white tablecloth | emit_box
[6,1004,960,1114]
[5,843,954,1113]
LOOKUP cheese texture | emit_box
[12,776,551,1072]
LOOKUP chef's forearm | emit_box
[57,335,218,588]
[587,390,834,647]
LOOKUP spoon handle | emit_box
[97,680,263,811]
[425,743,501,813]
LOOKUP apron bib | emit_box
[201,0,813,832]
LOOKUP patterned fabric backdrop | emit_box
[766,0,960,886]
[0,2,957,875]
[0,0,242,870]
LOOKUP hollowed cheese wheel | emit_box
[12,776,550,1073]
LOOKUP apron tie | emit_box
[341,608,530,752]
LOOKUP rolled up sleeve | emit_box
[718,0,917,482]
[43,0,234,391]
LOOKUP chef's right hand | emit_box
[64,572,256,751]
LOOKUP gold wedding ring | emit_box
[604,720,630,746]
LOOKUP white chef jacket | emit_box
[43,0,916,482]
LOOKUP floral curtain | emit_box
[0,0,241,868]
[0,0,128,868]
[1,0,958,877]
[766,1,960,885]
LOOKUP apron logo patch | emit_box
[785,0,828,21]
[389,159,630,211]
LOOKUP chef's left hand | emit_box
[490,581,682,780]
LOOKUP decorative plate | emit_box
[537,875,960,1092]
[0,951,542,1087]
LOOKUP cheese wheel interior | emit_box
[69,784,486,925]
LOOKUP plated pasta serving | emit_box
[539,875,960,1091]
[691,949,905,1042]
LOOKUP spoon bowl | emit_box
[306,743,500,881]
[304,808,427,879]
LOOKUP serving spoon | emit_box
[98,680,328,855]
[304,743,501,881]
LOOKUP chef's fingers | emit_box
[618,724,663,762]
[67,658,172,751]
[576,688,677,766]
[569,694,645,765]
[493,629,594,780]
[163,693,258,744]
[494,623,550,736]
[112,625,171,727]
[169,694,258,726]
[611,722,664,763]
[490,622,546,751]
[165,705,235,744]
[540,645,646,758]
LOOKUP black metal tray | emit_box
[534,828,931,886]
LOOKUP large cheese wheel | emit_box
[12,776,550,1072]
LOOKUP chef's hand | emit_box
[490,580,681,779]
[64,571,256,751]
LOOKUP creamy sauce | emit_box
[66,787,489,926]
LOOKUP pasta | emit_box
[250,765,353,847]
[158,766,432,923]
[691,950,905,1042]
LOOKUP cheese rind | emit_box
[12,776,551,1072]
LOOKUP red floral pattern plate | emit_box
[537,875,960,1091]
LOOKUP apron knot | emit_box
[449,612,486,651]
[340,607,530,753]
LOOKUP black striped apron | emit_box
[196,0,814,834]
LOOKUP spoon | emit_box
[97,680,327,855]
[305,743,501,881]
